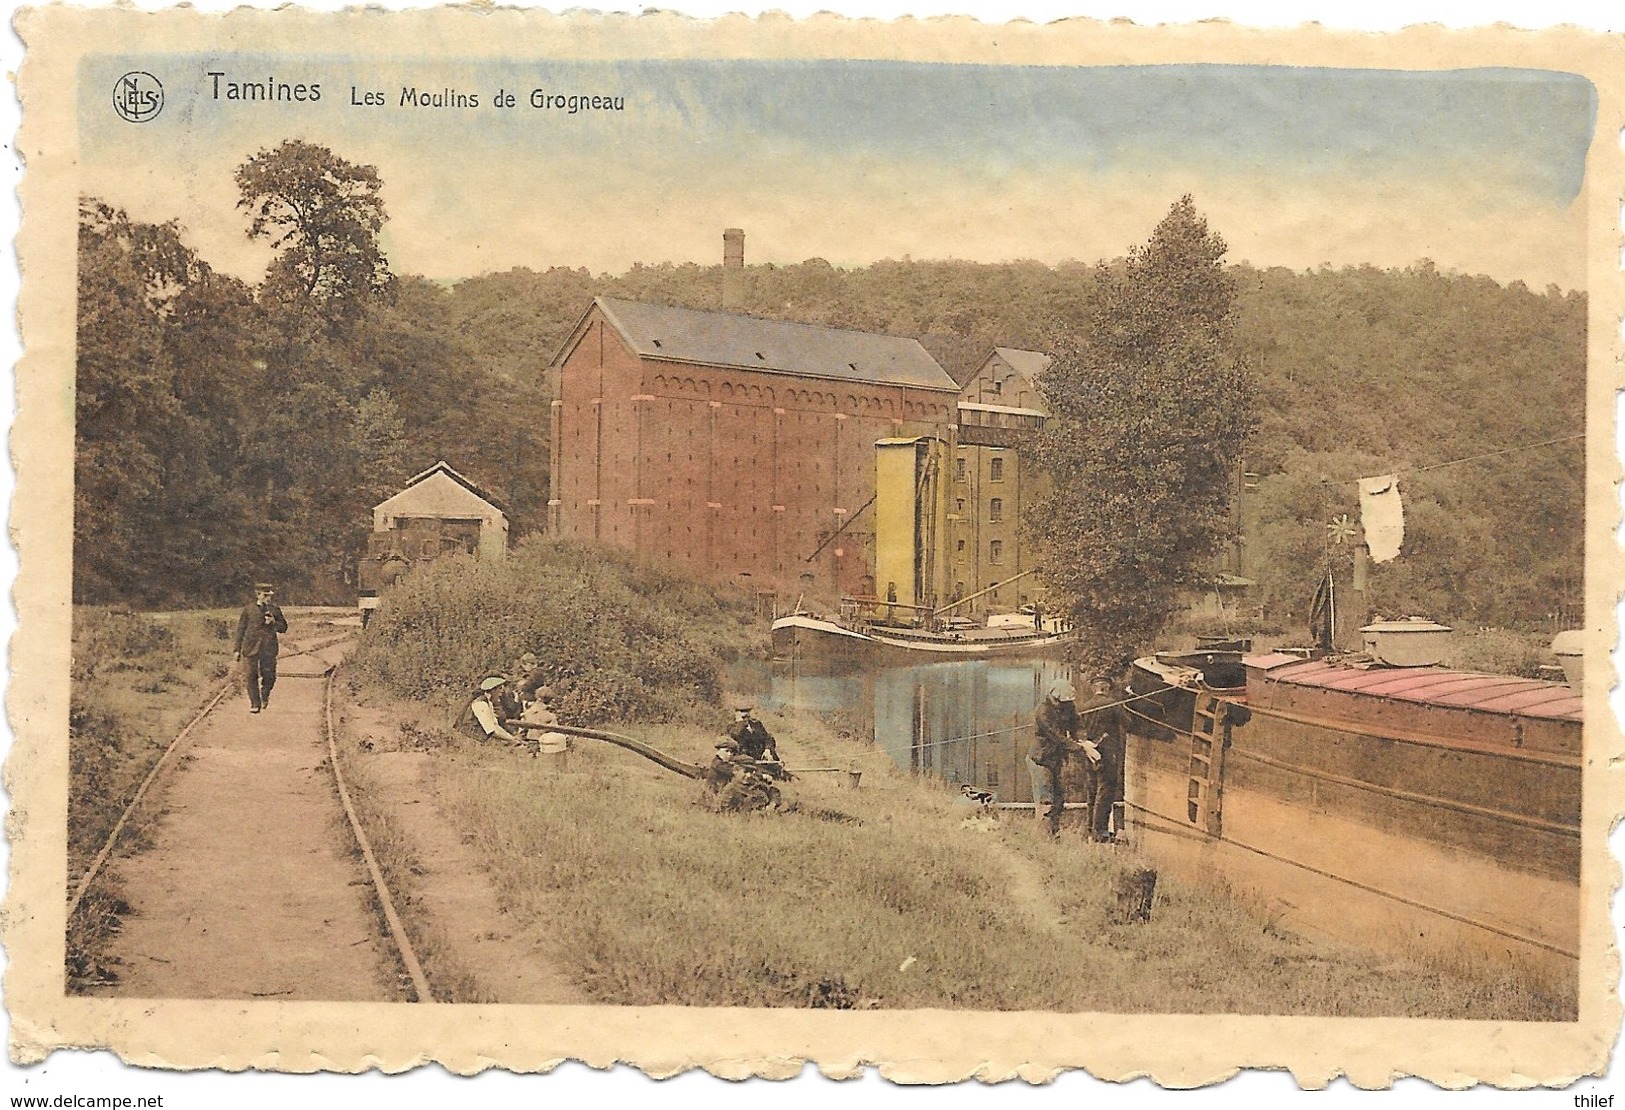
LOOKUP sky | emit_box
[76,52,1598,290]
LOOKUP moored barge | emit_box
[771,612,1070,666]
[1124,651,1582,1003]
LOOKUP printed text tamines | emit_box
[208,72,320,102]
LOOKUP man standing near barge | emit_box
[1078,673,1129,842]
[1029,679,1083,837]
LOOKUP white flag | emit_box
[1358,474,1404,563]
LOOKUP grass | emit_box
[354,686,1565,1017]
[64,590,1572,1016]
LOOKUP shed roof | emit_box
[374,461,508,519]
[1246,656,1582,722]
[588,297,960,392]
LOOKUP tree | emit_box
[235,139,393,326]
[1025,197,1256,671]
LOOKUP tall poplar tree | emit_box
[1026,196,1255,671]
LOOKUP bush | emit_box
[1444,627,1554,679]
[349,539,757,725]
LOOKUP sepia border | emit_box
[5,2,1623,1093]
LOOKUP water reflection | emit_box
[730,656,1073,803]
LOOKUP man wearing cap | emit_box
[1029,679,1084,837]
[234,582,288,713]
[704,736,782,813]
[727,705,781,765]
[468,676,521,743]
[1078,674,1130,842]
[513,651,549,703]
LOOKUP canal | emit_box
[731,656,1072,804]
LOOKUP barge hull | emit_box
[1125,679,1580,1003]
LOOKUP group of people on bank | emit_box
[459,653,790,799]
[1028,674,1127,841]
[702,705,789,812]
[232,580,1120,836]
[461,652,571,753]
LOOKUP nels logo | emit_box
[113,71,164,123]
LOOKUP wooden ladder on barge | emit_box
[1185,693,1230,837]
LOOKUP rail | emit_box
[327,664,434,1002]
[66,680,234,918]
[68,630,434,1003]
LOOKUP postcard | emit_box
[6,1,1622,1097]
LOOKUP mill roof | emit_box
[989,346,1054,379]
[586,297,960,392]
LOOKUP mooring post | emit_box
[1110,866,1158,923]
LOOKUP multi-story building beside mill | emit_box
[947,347,1052,614]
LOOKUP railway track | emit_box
[68,628,434,1002]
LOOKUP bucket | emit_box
[1551,630,1584,688]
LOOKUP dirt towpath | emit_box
[91,633,397,1001]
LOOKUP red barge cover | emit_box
[1244,653,1582,723]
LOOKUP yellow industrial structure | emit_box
[873,437,950,620]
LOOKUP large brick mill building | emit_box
[546,225,1056,612]
[548,295,962,599]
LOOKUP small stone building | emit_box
[358,462,508,620]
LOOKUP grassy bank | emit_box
[68,607,241,876]
[67,606,241,984]
[341,546,1565,1015]
[344,687,1562,1017]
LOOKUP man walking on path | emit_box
[234,582,288,713]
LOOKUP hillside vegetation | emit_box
[81,164,1583,629]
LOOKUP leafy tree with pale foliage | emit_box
[1026,196,1256,671]
[235,139,393,324]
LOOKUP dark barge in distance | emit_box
[1123,645,1582,1002]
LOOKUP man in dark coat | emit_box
[727,705,781,764]
[234,582,288,713]
[1078,674,1129,841]
[1029,679,1082,837]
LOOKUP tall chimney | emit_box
[722,227,745,309]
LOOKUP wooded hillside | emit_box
[77,158,1584,626]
